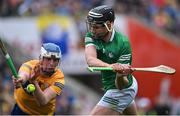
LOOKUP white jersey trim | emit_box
[109,29,115,42]
[85,43,95,47]
[118,54,131,61]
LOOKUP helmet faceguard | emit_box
[39,43,61,76]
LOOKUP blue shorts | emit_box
[11,103,28,115]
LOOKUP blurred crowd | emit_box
[0,0,180,115]
[0,56,14,114]
[115,0,180,38]
[0,0,180,39]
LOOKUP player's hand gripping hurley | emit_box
[88,65,176,75]
[0,37,35,93]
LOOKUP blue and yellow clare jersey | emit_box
[14,60,65,115]
[85,30,133,91]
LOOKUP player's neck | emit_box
[103,31,112,43]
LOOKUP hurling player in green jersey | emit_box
[85,5,138,115]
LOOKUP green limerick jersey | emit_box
[85,30,133,91]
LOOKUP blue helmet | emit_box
[40,43,61,59]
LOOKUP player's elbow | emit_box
[36,96,49,106]
[86,57,95,66]
[38,99,48,106]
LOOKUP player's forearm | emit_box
[18,71,31,83]
[33,81,49,106]
[86,56,110,67]
[115,73,129,90]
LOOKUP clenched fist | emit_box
[12,75,23,89]
[110,63,133,75]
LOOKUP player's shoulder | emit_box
[85,32,93,41]
[23,59,39,66]
[85,32,95,45]
[54,68,64,79]
[114,31,130,43]
[115,31,128,40]
[85,32,93,38]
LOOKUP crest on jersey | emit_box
[108,52,113,58]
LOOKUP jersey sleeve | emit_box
[117,36,132,65]
[50,72,65,95]
[85,32,95,47]
[18,60,39,77]
[18,62,32,75]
